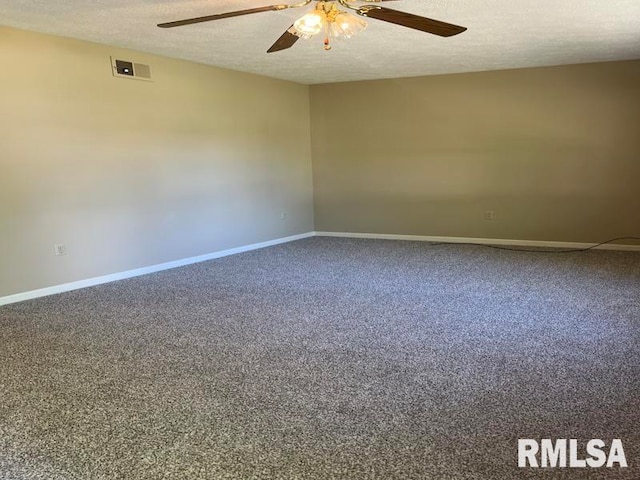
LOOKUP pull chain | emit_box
[323,17,331,50]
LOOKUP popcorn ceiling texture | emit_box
[0,237,639,479]
[0,0,639,83]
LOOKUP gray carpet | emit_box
[0,237,638,479]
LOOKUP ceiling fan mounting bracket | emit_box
[336,0,357,11]
[355,5,383,17]
[336,0,382,12]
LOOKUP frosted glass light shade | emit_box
[293,10,325,36]
[330,12,367,39]
[289,6,367,45]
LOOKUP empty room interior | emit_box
[1,1,639,478]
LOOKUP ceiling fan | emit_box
[157,0,466,52]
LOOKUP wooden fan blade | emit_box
[358,7,466,37]
[267,26,300,53]
[158,5,286,28]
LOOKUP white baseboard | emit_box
[314,231,640,252]
[0,232,314,307]
[2,230,637,306]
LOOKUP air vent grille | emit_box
[111,57,153,81]
[133,63,151,79]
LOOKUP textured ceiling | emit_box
[1,0,639,84]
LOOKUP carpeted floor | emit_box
[0,237,638,479]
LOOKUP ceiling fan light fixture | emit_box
[292,9,326,36]
[330,12,367,39]
[158,1,467,54]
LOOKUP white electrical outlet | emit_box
[280,212,287,220]
[54,243,67,256]
[484,210,496,221]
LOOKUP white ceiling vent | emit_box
[110,56,153,82]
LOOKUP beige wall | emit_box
[0,27,313,297]
[311,61,640,242]
[2,27,638,299]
